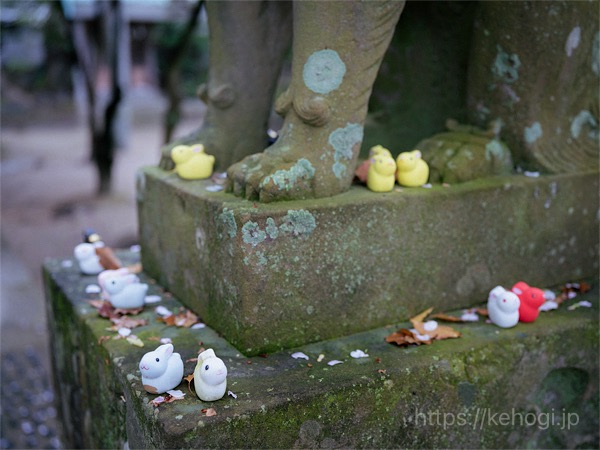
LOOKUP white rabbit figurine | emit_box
[74,243,103,275]
[139,344,184,394]
[487,285,520,328]
[104,274,148,309]
[194,348,228,401]
[98,268,138,300]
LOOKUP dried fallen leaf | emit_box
[97,335,111,345]
[201,408,217,417]
[386,308,461,347]
[150,392,185,407]
[126,335,144,347]
[110,316,148,330]
[429,313,464,322]
[184,373,195,394]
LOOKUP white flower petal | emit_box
[155,306,172,317]
[61,260,74,268]
[191,323,206,329]
[118,328,132,337]
[543,290,556,301]
[461,312,479,322]
[228,390,237,399]
[327,360,343,366]
[167,390,185,399]
[159,338,172,344]
[129,244,141,253]
[144,295,162,304]
[85,284,102,294]
[350,350,369,359]
[205,185,224,192]
[539,301,558,312]
[291,352,309,360]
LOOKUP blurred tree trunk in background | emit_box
[162,0,204,144]
[57,0,125,195]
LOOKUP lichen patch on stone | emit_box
[303,49,346,94]
[260,158,315,191]
[492,45,521,84]
[242,221,267,247]
[328,123,364,179]
[219,208,237,239]
[524,122,543,144]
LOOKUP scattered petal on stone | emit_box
[228,390,237,399]
[61,260,74,268]
[151,396,166,406]
[129,244,141,253]
[167,390,185,399]
[144,295,162,304]
[126,335,144,347]
[423,320,438,332]
[205,185,224,192]
[85,284,102,294]
[422,183,432,188]
[317,354,325,362]
[461,311,479,322]
[118,328,132,337]
[327,360,343,366]
[524,171,540,177]
[191,323,206,329]
[539,301,559,312]
[291,352,309,360]
[160,337,172,344]
[410,329,431,341]
[568,301,593,311]
[155,306,173,317]
[543,290,556,301]
[350,350,369,359]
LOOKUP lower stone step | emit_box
[44,257,598,448]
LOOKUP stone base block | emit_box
[137,167,598,355]
[44,259,599,448]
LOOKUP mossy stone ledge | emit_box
[44,259,598,448]
[137,167,598,355]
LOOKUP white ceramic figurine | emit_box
[74,243,104,275]
[487,285,520,328]
[104,274,148,309]
[139,344,184,394]
[194,348,228,401]
[97,268,138,300]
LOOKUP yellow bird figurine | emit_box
[171,144,215,180]
[367,153,397,192]
[396,150,429,187]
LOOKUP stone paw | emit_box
[227,152,317,202]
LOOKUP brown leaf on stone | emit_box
[429,313,464,322]
[385,328,427,347]
[202,408,217,417]
[184,373,195,394]
[110,316,147,330]
[158,309,200,328]
[475,308,488,316]
[354,159,370,183]
[126,263,143,274]
[113,306,144,316]
[97,335,111,345]
[410,307,434,328]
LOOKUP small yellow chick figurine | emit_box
[171,144,215,180]
[396,150,429,187]
[367,153,397,192]
[369,144,393,159]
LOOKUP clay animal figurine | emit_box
[171,144,216,180]
[74,243,104,275]
[83,229,122,270]
[139,344,184,394]
[98,268,139,300]
[367,153,397,193]
[194,348,228,401]
[487,286,520,328]
[355,145,393,183]
[511,281,545,323]
[104,273,148,309]
[396,150,429,187]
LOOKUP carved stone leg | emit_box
[228,1,405,202]
[159,1,292,171]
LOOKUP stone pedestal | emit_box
[137,168,599,355]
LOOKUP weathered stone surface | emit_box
[44,260,599,448]
[137,167,599,355]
